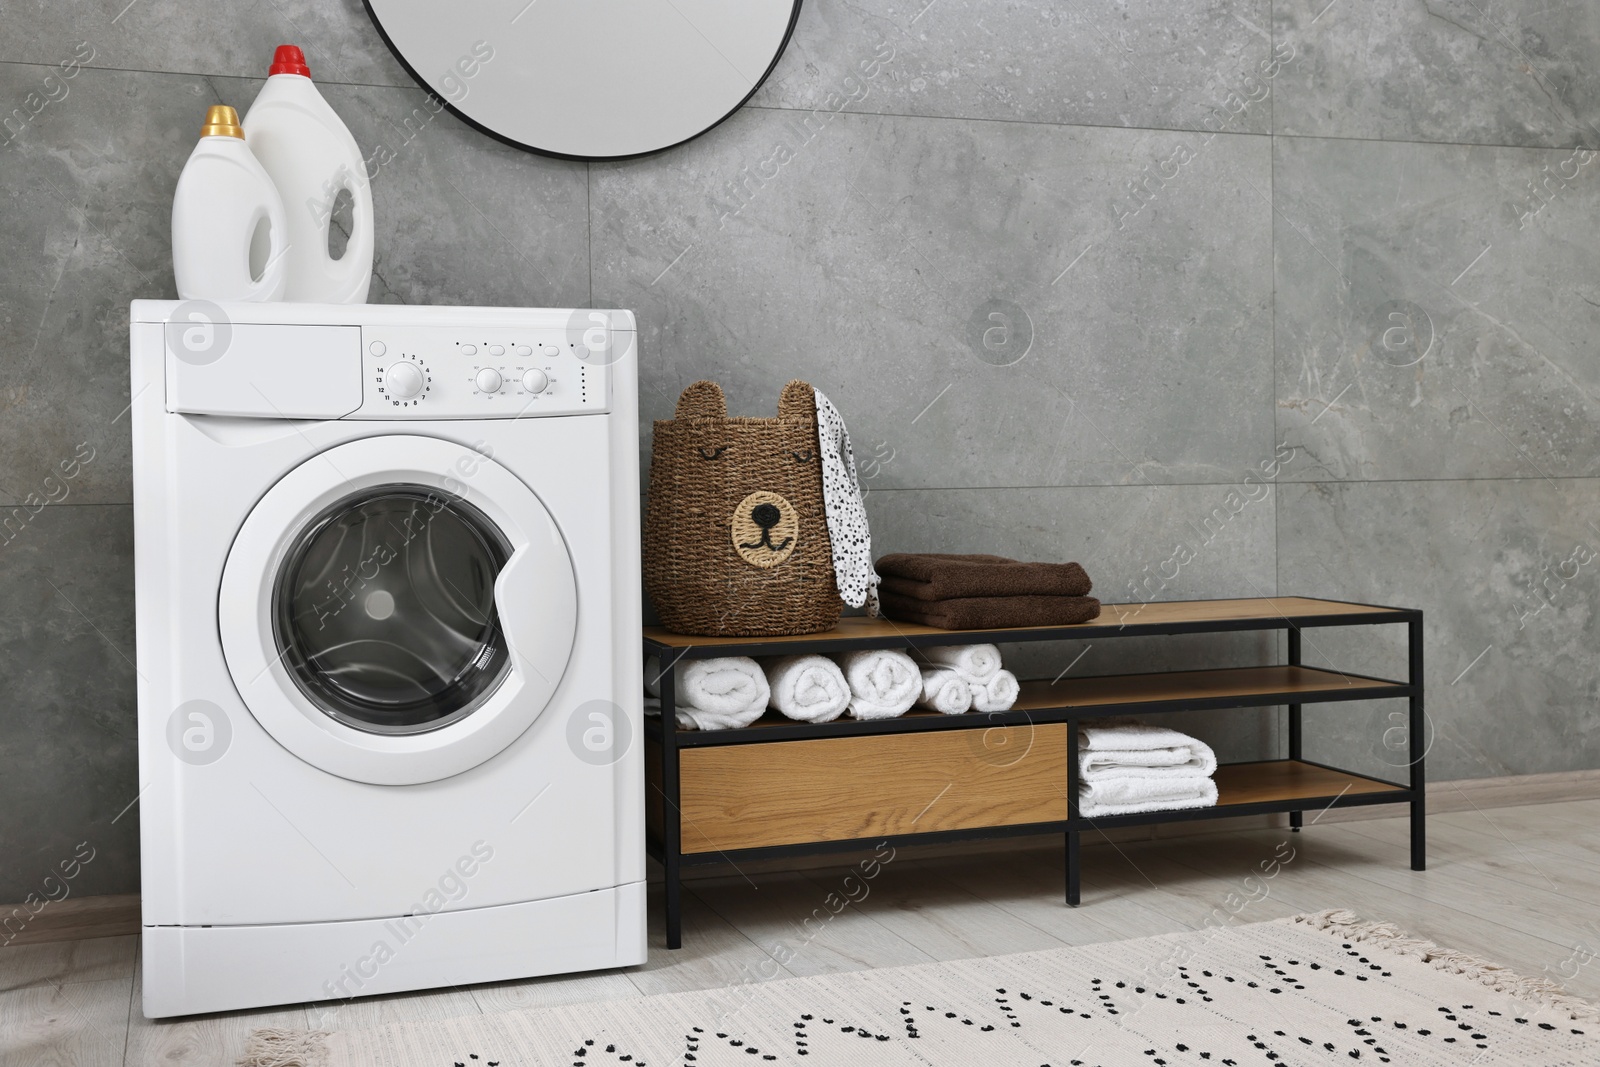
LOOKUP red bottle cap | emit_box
[269,45,311,78]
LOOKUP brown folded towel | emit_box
[879,590,1102,630]
[875,553,1092,601]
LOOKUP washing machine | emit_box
[129,300,645,1017]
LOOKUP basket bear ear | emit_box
[777,379,815,421]
[674,380,727,420]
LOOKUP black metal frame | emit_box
[644,597,1425,948]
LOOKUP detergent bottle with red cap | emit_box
[242,45,374,303]
[170,105,289,301]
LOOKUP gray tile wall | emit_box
[1,0,1595,900]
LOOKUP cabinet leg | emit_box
[660,655,684,948]
[665,857,682,949]
[1410,796,1426,872]
[1066,830,1080,907]
[1409,616,1426,872]
[1287,627,1303,832]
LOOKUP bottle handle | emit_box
[243,201,290,302]
[324,165,375,290]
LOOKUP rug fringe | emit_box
[1290,909,1600,1022]
[237,1027,330,1067]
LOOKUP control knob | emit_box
[475,367,503,393]
[384,361,424,399]
[521,368,549,394]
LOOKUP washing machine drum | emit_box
[275,486,513,733]
[220,436,577,785]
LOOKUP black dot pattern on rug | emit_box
[899,1001,919,1041]
[430,935,1597,1067]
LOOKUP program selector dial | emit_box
[475,367,503,393]
[384,361,424,399]
[521,368,549,394]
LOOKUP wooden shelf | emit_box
[651,664,1410,746]
[1015,664,1401,710]
[1072,760,1408,829]
[643,596,1414,653]
[1214,759,1404,805]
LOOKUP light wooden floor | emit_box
[6,799,1600,1065]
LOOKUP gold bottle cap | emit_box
[199,105,244,139]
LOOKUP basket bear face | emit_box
[643,380,842,637]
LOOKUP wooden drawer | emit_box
[671,725,1066,854]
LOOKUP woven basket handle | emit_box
[777,379,814,421]
[674,380,726,419]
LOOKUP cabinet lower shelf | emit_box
[645,753,1411,863]
[1084,759,1409,829]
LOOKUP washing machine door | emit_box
[219,435,577,785]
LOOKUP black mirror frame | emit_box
[362,0,806,162]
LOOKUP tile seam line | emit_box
[745,105,1600,153]
[745,111,1598,155]
[8,469,1597,512]
[0,500,135,508]
[740,103,1271,141]
[1,60,1590,153]
[843,473,1600,493]
[0,58,416,90]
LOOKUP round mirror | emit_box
[364,0,803,161]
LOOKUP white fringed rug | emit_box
[243,911,1599,1067]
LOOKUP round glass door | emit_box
[220,434,578,785]
[272,485,513,735]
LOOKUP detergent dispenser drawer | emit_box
[166,322,362,418]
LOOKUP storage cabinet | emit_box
[643,596,1424,948]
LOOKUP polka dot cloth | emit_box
[814,388,879,613]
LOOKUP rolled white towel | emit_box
[838,649,921,720]
[643,655,667,698]
[761,655,850,723]
[917,643,1002,683]
[969,669,1020,712]
[916,667,972,715]
[644,655,769,730]
[1078,776,1218,818]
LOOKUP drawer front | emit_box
[675,725,1066,854]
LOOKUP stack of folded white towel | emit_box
[1076,719,1218,818]
[644,643,1022,730]
[916,643,1020,715]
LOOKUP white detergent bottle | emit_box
[242,45,374,303]
[170,105,289,302]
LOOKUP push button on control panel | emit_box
[356,325,609,418]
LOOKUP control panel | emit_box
[348,324,617,419]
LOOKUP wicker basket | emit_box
[644,379,842,637]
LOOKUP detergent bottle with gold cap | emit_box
[170,104,290,301]
[243,45,374,303]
